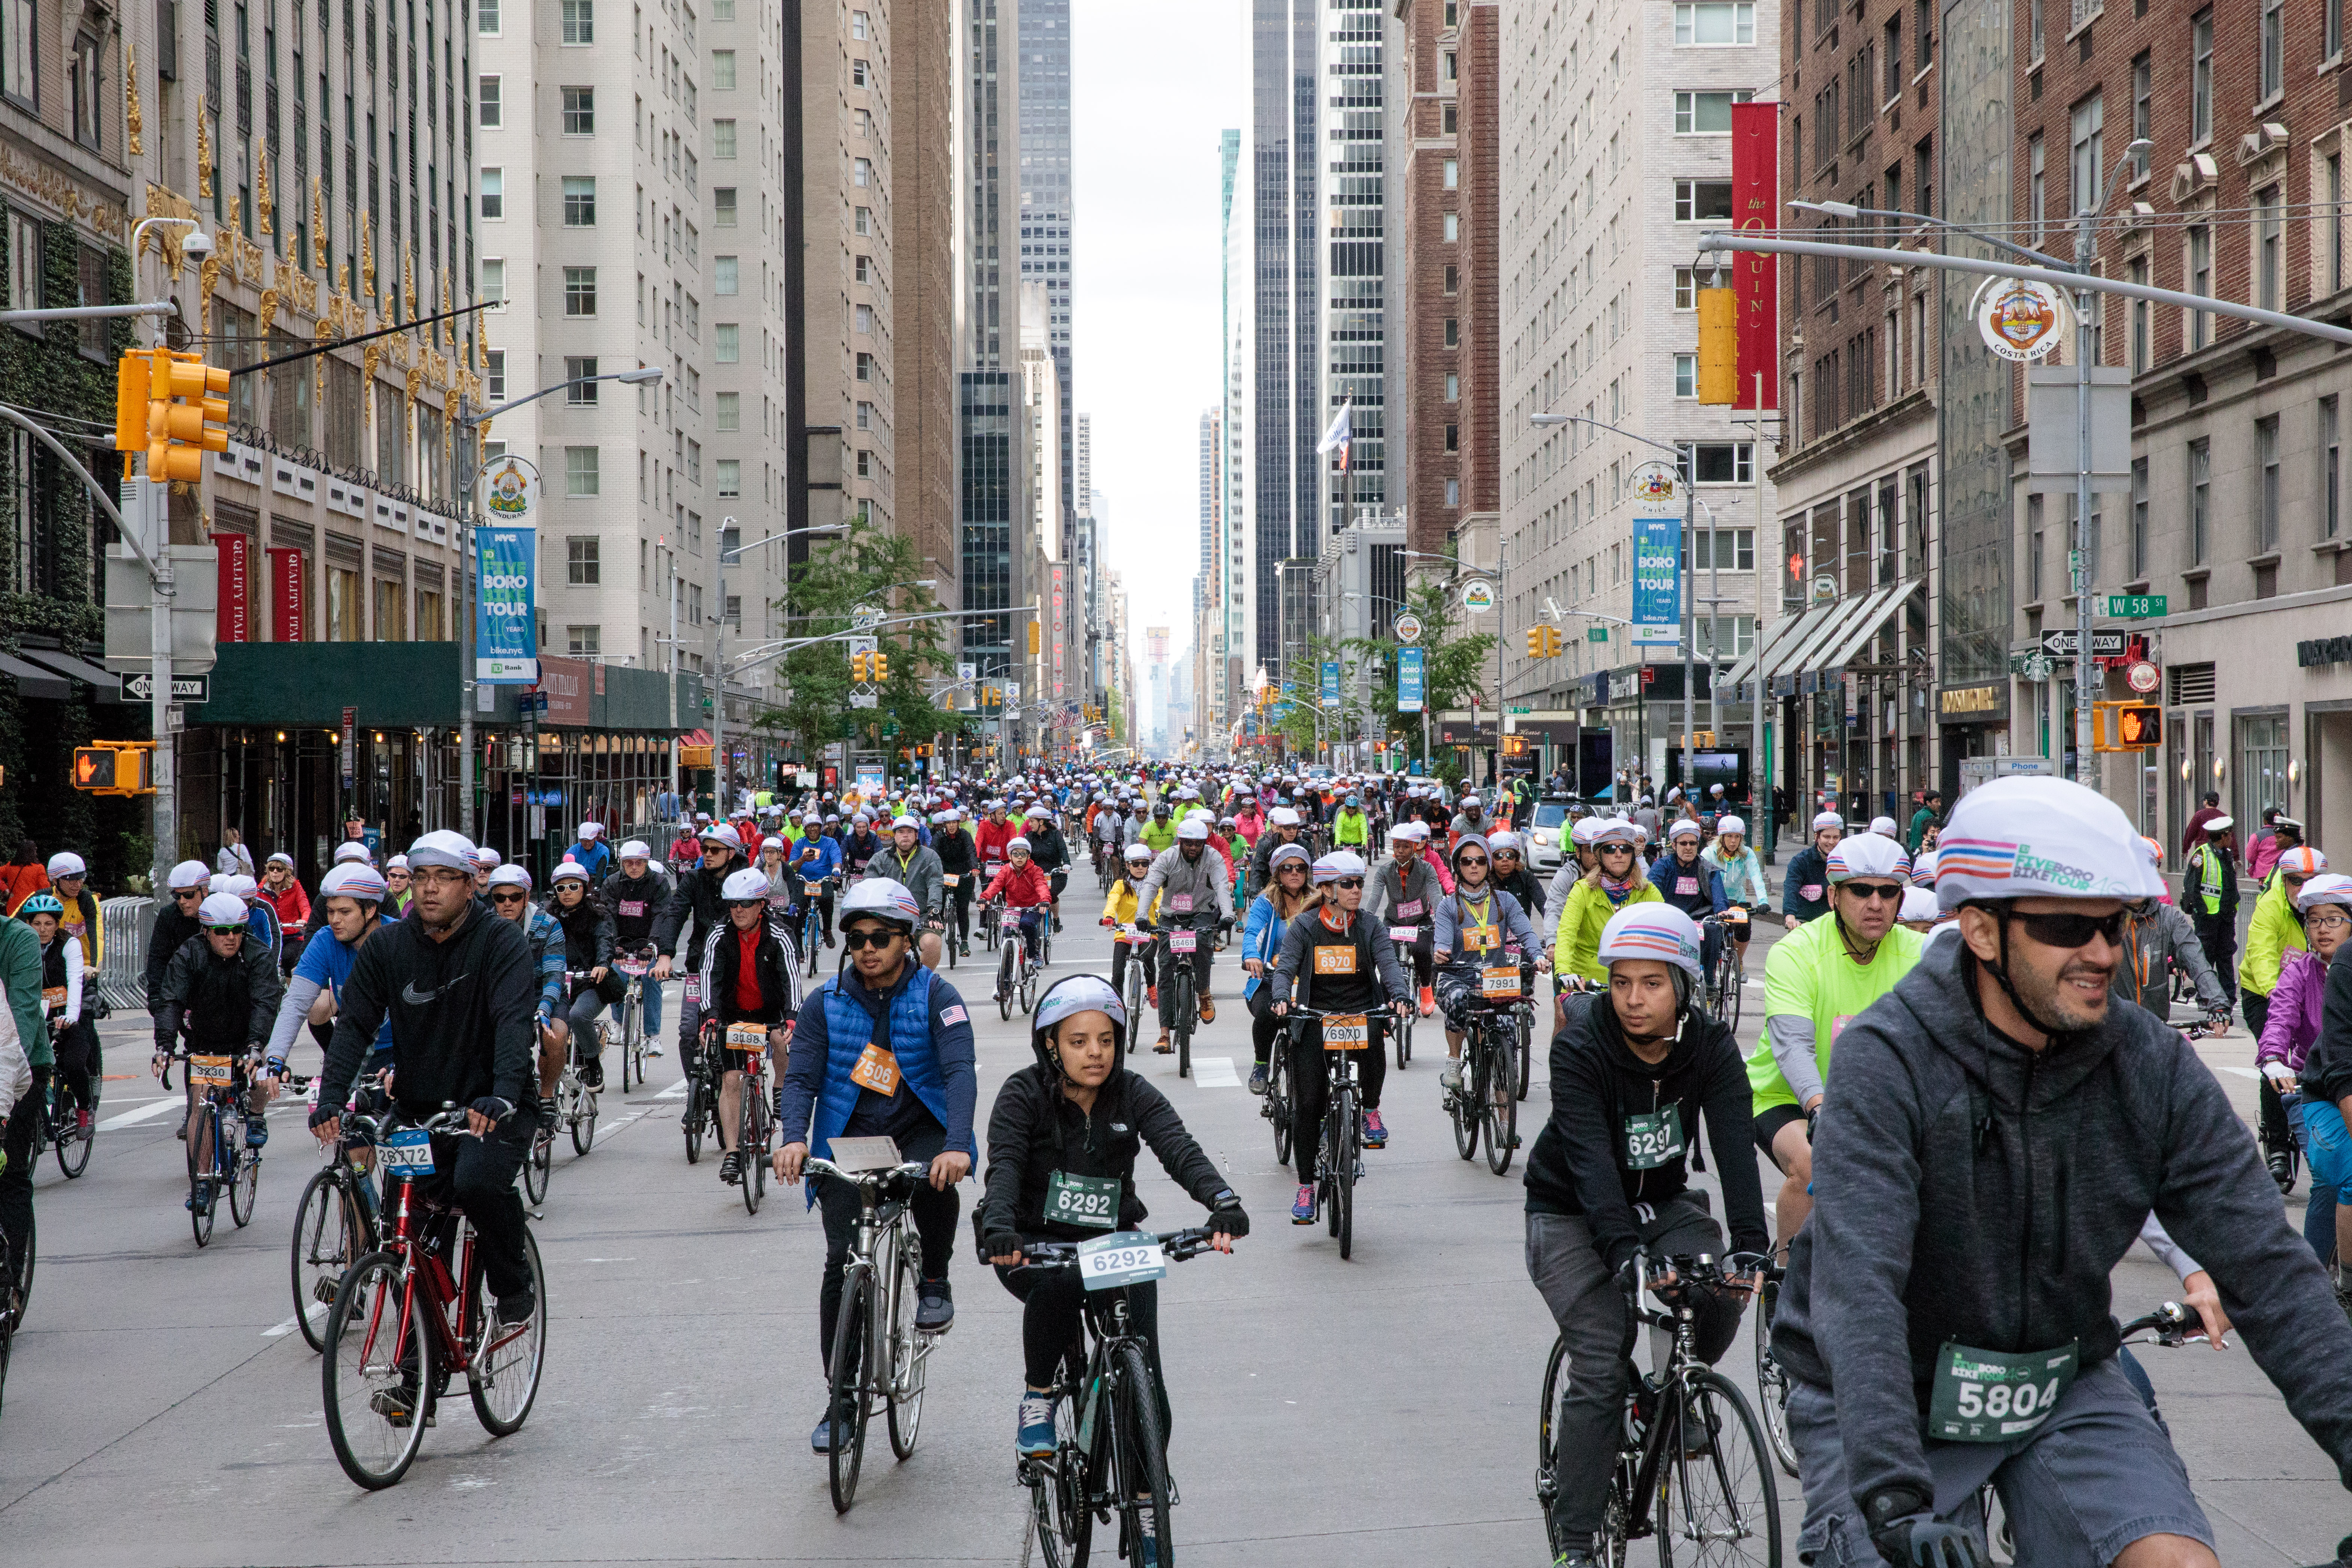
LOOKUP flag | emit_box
[1318,399,1353,474]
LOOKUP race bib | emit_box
[1928,1340,2079,1442]
[942,874,961,887]
[1799,883,1824,901]
[381,1126,437,1176]
[1832,1014,1855,1042]
[41,985,65,1011]
[1171,893,1195,913]
[684,976,702,1003]
[1676,877,1699,896]
[617,956,650,976]
[850,1042,902,1095]
[1390,926,1420,945]
[1045,1170,1121,1230]
[1321,1013,1370,1050]
[726,1023,769,1052]
[1396,899,1424,919]
[1313,946,1359,976]
[1463,924,1499,953]
[1481,966,1522,999]
[1623,1106,1686,1169]
[618,899,647,918]
[803,880,827,896]
[189,1054,235,1087]
[1169,929,1198,954]
[1078,1231,1167,1292]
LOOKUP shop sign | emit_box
[2298,637,2352,669]
[1973,276,2071,363]
[1938,681,2010,721]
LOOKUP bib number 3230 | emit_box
[1927,1338,2079,1441]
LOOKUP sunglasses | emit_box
[2006,907,2128,948]
[1599,844,1635,855]
[841,927,900,951]
[1842,882,1907,903]
[174,888,204,899]
[490,890,528,904]
[1329,877,1364,890]
[1457,856,1488,868]
[729,898,768,911]
[204,924,247,936]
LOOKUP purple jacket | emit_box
[2260,947,2330,1073]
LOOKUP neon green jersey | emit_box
[1748,914,1925,1113]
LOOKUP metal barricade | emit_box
[97,895,155,1012]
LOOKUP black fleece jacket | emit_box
[1523,992,1768,1269]
[317,899,538,1118]
[979,1064,1232,1241]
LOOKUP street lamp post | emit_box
[452,364,662,841]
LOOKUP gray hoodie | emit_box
[1773,935,2352,1511]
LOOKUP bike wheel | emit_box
[1021,968,1037,1016]
[1113,1342,1177,1567]
[999,948,1016,1021]
[466,1226,547,1436]
[1396,1012,1413,1069]
[524,1123,551,1204]
[1656,1369,1782,1567]
[321,1250,433,1489]
[1516,1011,1533,1103]
[827,1266,873,1512]
[54,1089,91,1179]
[684,1074,707,1164]
[1269,1052,1293,1165]
[1483,1039,1520,1177]
[292,1170,364,1353]
[1538,1334,1578,1563]
[1719,951,1745,1033]
[570,1082,598,1157]
[1336,1092,1359,1260]
[741,1089,766,1217]
[190,1111,219,1248]
[1753,1276,1799,1477]
[885,1232,926,1459]
[619,1003,639,1093]
[229,1135,261,1229]
[1451,1055,1480,1163]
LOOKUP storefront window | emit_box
[2237,713,2289,834]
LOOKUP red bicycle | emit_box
[320,1105,548,1488]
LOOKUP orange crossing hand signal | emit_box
[2117,705,2162,748]
[71,741,156,795]
[72,746,116,790]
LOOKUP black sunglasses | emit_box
[2005,907,2128,948]
[728,898,768,911]
[174,888,205,899]
[1599,844,1635,855]
[1456,855,1488,868]
[490,890,527,904]
[1330,877,1364,890]
[841,927,901,951]
[1842,882,1907,903]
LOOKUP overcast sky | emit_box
[1070,0,1248,678]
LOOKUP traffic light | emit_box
[72,745,116,791]
[117,348,230,481]
[2117,704,2162,749]
[872,651,890,682]
[71,741,155,796]
[850,651,871,681]
[1696,285,1738,405]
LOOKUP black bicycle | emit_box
[1705,908,1752,1031]
[1143,912,1215,1080]
[0,1197,30,1418]
[1538,1250,1782,1566]
[803,1155,941,1513]
[1751,1258,1798,1477]
[1445,960,1529,1176]
[1008,1228,1223,1568]
[1282,1004,1391,1260]
[291,1072,391,1353]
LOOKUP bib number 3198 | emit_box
[1928,1338,2079,1441]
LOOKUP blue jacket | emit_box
[570,839,614,882]
[523,905,566,1020]
[786,833,842,887]
[1241,892,1296,1004]
[1653,855,1730,923]
[775,960,978,1207]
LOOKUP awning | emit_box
[1720,604,1826,690]
[0,651,70,700]
[683,728,712,745]
[1814,581,1922,673]
[1779,593,1884,681]
[18,647,126,702]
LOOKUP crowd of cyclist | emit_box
[7,756,2352,1567]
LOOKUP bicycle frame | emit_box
[353,1159,527,1393]
[808,1159,935,1402]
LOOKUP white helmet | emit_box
[198,892,251,927]
[1826,834,1909,885]
[1899,887,1942,924]
[1811,810,1845,833]
[1175,817,1211,842]
[1123,842,1153,863]
[1932,776,2167,914]
[486,864,533,893]
[319,863,390,903]
[550,859,591,886]
[1596,904,1704,980]
[721,868,772,901]
[2295,874,2352,914]
[333,841,374,865]
[1870,816,1900,838]
[46,851,86,878]
[168,859,212,890]
[620,839,652,860]
[1714,816,1746,838]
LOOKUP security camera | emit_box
[181,229,214,259]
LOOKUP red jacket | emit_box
[974,816,1020,867]
[259,878,311,936]
[981,861,1054,909]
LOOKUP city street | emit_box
[1,914,2345,1566]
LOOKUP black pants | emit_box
[2245,990,2297,1156]
[815,1123,959,1381]
[417,1118,533,1302]
[2194,914,2237,1008]
[52,1020,100,1111]
[0,1066,45,1295]
[1287,1014,1387,1183]
[1250,1004,1284,1069]
[997,1257,1171,1439]
[1110,940,1156,1005]
[1156,934,1214,1028]
[948,878,975,941]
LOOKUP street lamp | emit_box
[453,364,665,840]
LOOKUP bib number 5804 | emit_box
[1955,1379,2059,1422]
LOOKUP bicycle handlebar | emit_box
[2117,1301,2209,1348]
[801,1156,932,1190]
[1014,1227,1220,1267]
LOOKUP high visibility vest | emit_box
[2197,848,2224,915]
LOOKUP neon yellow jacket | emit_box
[1101,879,1164,928]
[1332,809,1368,846]
[2239,877,2306,998]
[1552,875,1663,986]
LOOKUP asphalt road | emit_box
[1,905,2346,1566]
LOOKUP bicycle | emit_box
[1751,1257,1798,1477]
[319,1105,548,1489]
[802,1152,942,1513]
[1446,957,1529,1176]
[0,1203,27,1419]
[1262,1010,1295,1165]
[1007,1227,1223,1568]
[612,942,657,1093]
[797,878,830,977]
[996,902,1041,1021]
[680,980,726,1166]
[292,1072,391,1353]
[554,974,605,1158]
[42,1054,98,1180]
[703,1018,776,1216]
[1706,908,1751,1031]
[980,870,1007,951]
[1282,1003,1388,1260]
[1113,923,1151,1047]
[175,1046,265,1248]
[1538,1249,1783,1567]
[1145,912,1214,1080]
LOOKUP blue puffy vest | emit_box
[806,965,963,1203]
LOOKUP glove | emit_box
[982,1228,1023,1263]
[308,1103,343,1132]
[470,1096,518,1126]
[1207,1204,1250,1239]
[2262,1061,2300,1089]
[1864,1488,1984,1568]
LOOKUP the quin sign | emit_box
[1973,276,2072,363]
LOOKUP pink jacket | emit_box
[2249,832,2284,884]
[2258,947,2329,1074]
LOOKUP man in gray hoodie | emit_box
[1772,776,2352,1568]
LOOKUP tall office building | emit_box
[1320,0,1390,535]
[1196,406,1225,744]
[959,0,1027,693]
[1218,127,1252,713]
[1019,280,1066,739]
[1250,0,1320,672]
[1019,0,1077,560]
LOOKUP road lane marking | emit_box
[2215,1064,2262,1079]
[263,1303,327,1337]
[653,1080,689,1099]
[98,1097,186,1130]
[1192,1056,1240,1087]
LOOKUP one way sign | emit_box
[118,672,212,703]
[2039,630,2127,658]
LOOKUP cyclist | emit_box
[1524,902,1768,1568]
[485,866,567,1117]
[1781,809,1845,927]
[568,820,614,882]
[1021,805,1072,935]
[982,836,1056,980]
[152,891,284,1203]
[1773,775,2352,1568]
[975,798,1021,874]
[774,878,976,1452]
[1247,805,1306,897]
[545,862,620,1091]
[1134,816,1233,1049]
[263,863,393,1091]
[23,892,98,1136]
[1266,850,1413,1218]
[839,813,884,881]
[467,844,501,897]
[1332,794,1370,852]
[2182,813,2240,1007]
[2261,873,2352,1268]
[384,854,413,914]
[2246,844,2324,1173]
[603,840,669,1052]
[1487,830,1547,923]
[1101,841,1163,1020]
[146,859,215,1012]
[1139,797,1179,856]
[309,831,541,1341]
[1552,818,1663,990]
[1241,842,1314,1094]
[654,821,744,1059]
[934,806,980,958]
[1701,814,1768,971]
[258,851,312,970]
[787,811,845,950]
[0,907,40,1293]
[978,974,1247,1466]
[1750,831,1919,1257]
[1432,833,1549,1098]
[694,866,801,1184]
[869,813,948,970]
[42,851,100,970]
[2115,837,2232,1021]
[1365,820,1444,1019]
[1653,819,1730,982]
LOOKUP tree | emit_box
[1341,578,1496,778]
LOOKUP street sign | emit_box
[1392,611,1423,644]
[117,671,211,703]
[2126,660,2162,694]
[2106,594,2168,618]
[1397,646,1426,714]
[2038,629,2126,658]
[850,605,883,631]
[1973,274,2071,362]
[850,693,879,709]
[1460,580,1496,614]
[1587,626,1610,642]
[848,636,880,657]
[340,706,357,786]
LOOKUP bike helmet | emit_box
[1933,776,2164,914]
[550,860,590,887]
[1175,817,1210,843]
[1899,887,1942,924]
[1030,974,1129,1072]
[1312,850,1368,884]
[46,851,86,878]
[1389,819,1430,845]
[1665,819,1703,842]
[892,814,921,831]
[839,877,922,932]
[1596,903,1705,981]
[1826,835,1908,885]
[1123,842,1153,865]
[620,840,652,861]
[17,891,64,918]
[700,823,745,852]
[1267,806,1300,827]
[332,841,374,866]
[1810,810,1844,833]
[1910,849,1940,887]
[721,868,772,902]
[486,864,533,894]
[1268,842,1311,874]
[319,863,389,903]
[197,892,250,927]
[467,843,504,871]
[1869,816,1900,838]
[2295,874,2352,914]
[169,858,212,890]
[1006,836,1033,855]
[1589,818,1639,850]
[2277,846,2329,878]
[1714,816,1746,839]
[577,821,604,841]
[266,851,296,871]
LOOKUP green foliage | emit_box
[1339,579,1498,770]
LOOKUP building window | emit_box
[328,566,364,641]
[1673,267,1699,309]
[564,266,597,315]
[563,85,594,134]
[478,0,501,33]
[1444,317,1459,347]
[1443,264,1458,294]
[2129,456,2148,579]
[1678,442,1755,483]
[2260,0,2284,100]
[2240,714,2291,834]
[2256,185,2283,311]
[714,323,739,362]
[856,254,874,284]
[2129,55,2151,180]
[1443,158,1458,188]
[2190,10,2212,145]
[715,255,738,294]
[716,458,740,497]
[563,356,599,404]
[2328,397,2345,541]
[1673,2,1755,45]
[855,206,872,236]
[2188,438,2210,563]
[2186,226,2212,350]
[1441,212,1458,242]
[1675,354,1698,397]
[854,303,873,335]
[853,157,872,188]
[567,536,600,583]
[2330,154,2347,297]
[561,0,593,43]
[479,75,501,127]
[481,258,506,308]
[1444,372,1459,400]
[1673,179,1734,222]
[2258,415,2282,551]
[2028,135,2046,247]
[1442,49,1456,80]
[563,175,596,226]
[2068,95,2101,229]
[856,351,874,382]
[1441,102,1456,134]
[67,30,96,147]
[1673,88,1754,133]
[1,0,32,107]
[479,167,503,220]
[852,9,869,39]
[852,57,869,87]
[714,118,737,158]
[1445,478,1460,507]
[566,448,601,497]
[714,188,737,226]
[1691,529,1757,570]
[486,349,506,400]
[712,49,736,89]
[567,626,600,656]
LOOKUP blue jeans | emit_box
[2301,1096,2351,1263]
[639,971,664,1036]
[1013,907,1047,956]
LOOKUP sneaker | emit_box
[1418,985,1437,1018]
[1016,1391,1058,1457]
[1154,1033,1174,1054]
[1363,1110,1389,1148]
[1147,984,1159,1007]
[2270,1150,2295,1191]
[1197,996,1217,1024]
[370,1387,435,1429]
[960,939,972,957]
[495,1290,537,1329]
[811,1411,841,1453]
[1247,1065,1269,1095]
[579,1057,604,1092]
[1291,1184,1317,1223]
[720,1150,743,1184]
[1440,1060,1464,1092]
[186,1180,213,1213]
[76,1107,93,1135]
[245,1118,269,1150]
[1554,1552,1599,1567]
[824,932,837,950]
[647,1041,666,1057]
[915,1277,955,1333]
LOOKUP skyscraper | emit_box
[960,0,1027,692]
[1250,0,1320,672]
[1020,0,1077,561]
[1219,127,1252,715]
[1320,0,1390,535]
